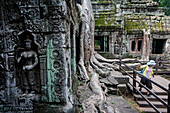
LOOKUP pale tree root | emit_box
[82,67,106,113]
[78,58,90,81]
[80,52,121,112]
[94,52,119,70]
[90,54,111,78]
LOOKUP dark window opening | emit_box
[136,8,140,13]
[131,40,136,51]
[130,39,143,53]
[94,36,109,52]
[148,8,156,12]
[138,40,142,51]
[141,8,145,12]
[152,39,166,54]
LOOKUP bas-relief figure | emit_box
[17,33,40,94]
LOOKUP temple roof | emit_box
[92,0,170,33]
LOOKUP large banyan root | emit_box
[82,66,106,113]
[81,51,119,113]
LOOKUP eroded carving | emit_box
[17,32,40,94]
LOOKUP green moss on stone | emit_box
[95,17,117,26]
[97,0,113,4]
[113,4,116,12]
[96,12,115,15]
[156,22,163,30]
[97,9,116,13]
[124,15,148,32]
[95,13,121,27]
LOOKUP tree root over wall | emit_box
[78,52,119,113]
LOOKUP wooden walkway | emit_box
[128,75,170,113]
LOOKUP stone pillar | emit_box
[141,29,151,61]
[109,32,114,54]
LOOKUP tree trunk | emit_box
[77,1,120,112]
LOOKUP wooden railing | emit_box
[118,60,170,113]
[155,60,170,75]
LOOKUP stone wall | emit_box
[0,0,83,112]
[92,0,170,59]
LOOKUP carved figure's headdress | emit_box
[24,38,32,42]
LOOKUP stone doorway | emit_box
[152,39,167,54]
[94,36,109,52]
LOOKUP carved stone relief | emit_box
[16,32,40,94]
[0,0,76,112]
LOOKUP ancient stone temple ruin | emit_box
[0,0,169,113]
[0,0,87,112]
[92,0,170,60]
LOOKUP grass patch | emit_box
[89,74,92,78]
[121,90,142,113]
[112,102,115,104]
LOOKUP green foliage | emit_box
[112,102,115,104]
[88,74,92,78]
[154,0,170,16]
[94,40,100,50]
[141,111,146,113]
[79,108,83,112]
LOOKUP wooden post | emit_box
[133,67,136,94]
[104,36,106,52]
[168,83,170,113]
[119,58,121,71]
[156,59,158,75]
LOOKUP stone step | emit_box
[127,74,169,112]
[108,87,118,95]
[134,94,168,102]
[108,84,127,95]
[139,91,168,95]
[123,71,140,74]
[110,70,129,84]
[140,108,167,113]
[127,83,168,95]
[127,75,169,95]
[106,95,138,113]
[124,70,170,75]
[117,84,127,93]
[100,77,119,87]
[137,100,167,108]
[113,76,129,84]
